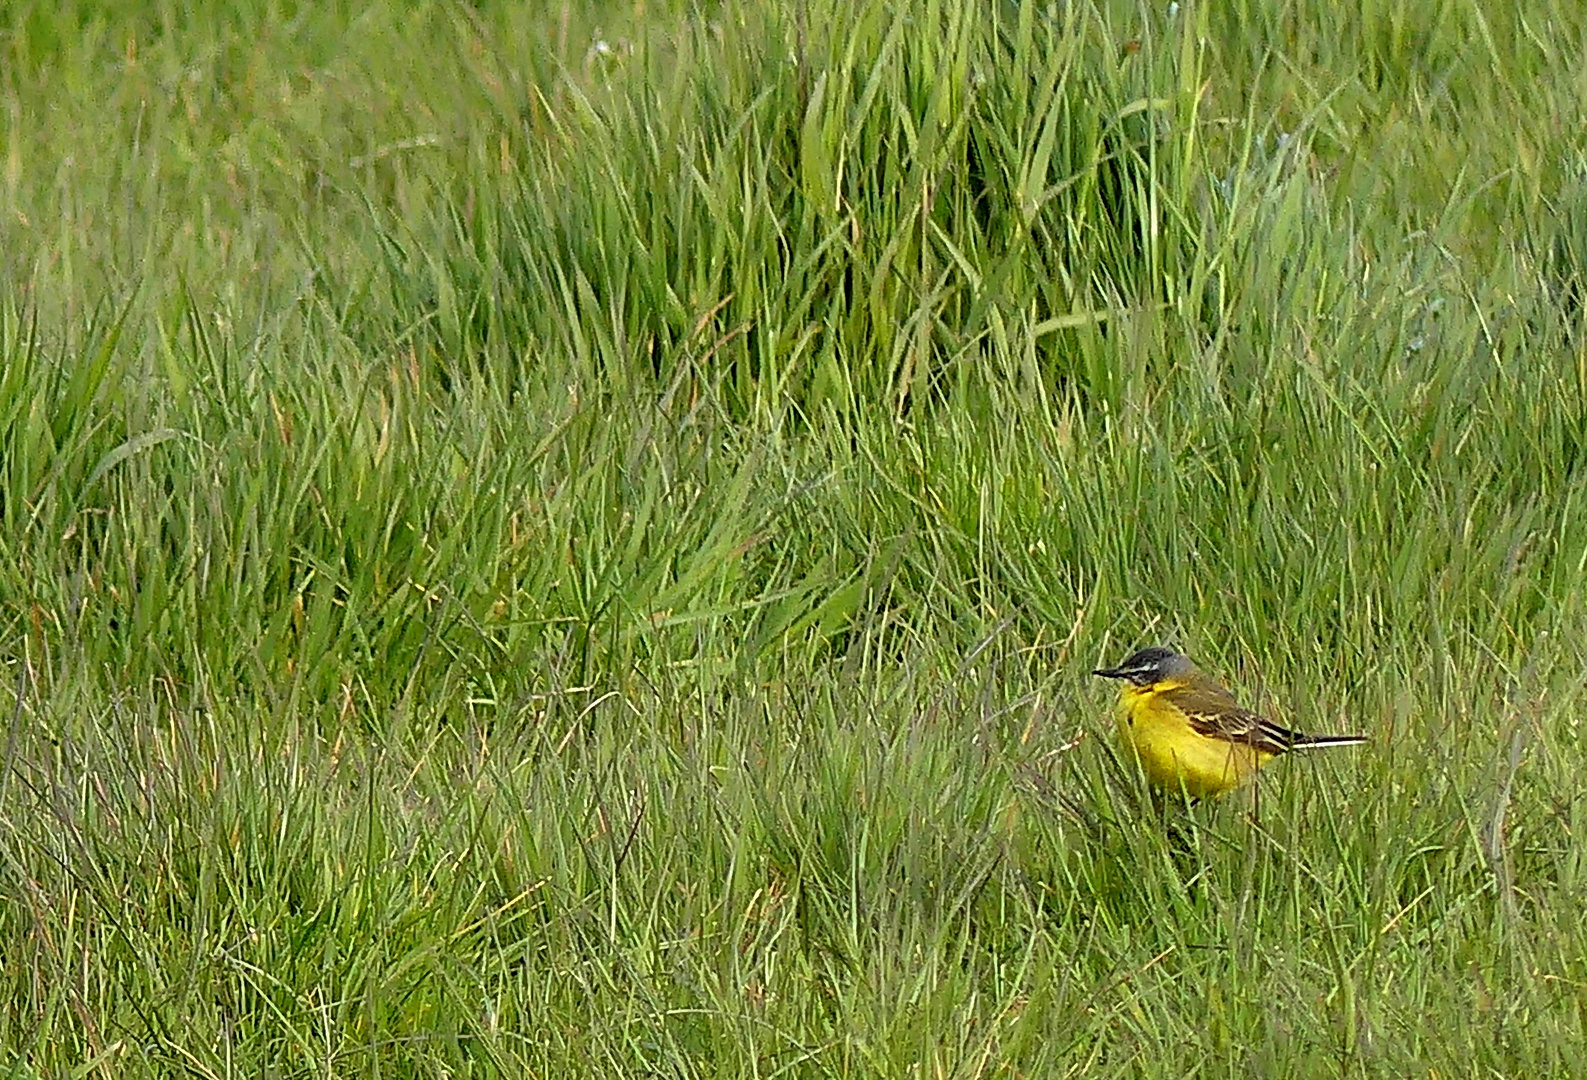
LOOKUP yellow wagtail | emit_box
[1092,646,1367,799]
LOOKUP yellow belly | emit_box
[1115,685,1272,798]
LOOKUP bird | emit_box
[1092,645,1367,799]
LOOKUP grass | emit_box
[3,0,1587,1074]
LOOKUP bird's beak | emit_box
[1092,666,1126,679]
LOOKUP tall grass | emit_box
[3,0,1586,1075]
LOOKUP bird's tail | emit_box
[1289,732,1369,749]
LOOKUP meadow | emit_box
[3,0,1586,1075]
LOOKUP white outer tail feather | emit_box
[1290,733,1369,749]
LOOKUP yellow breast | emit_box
[1114,681,1272,798]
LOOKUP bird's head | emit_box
[1092,646,1193,687]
